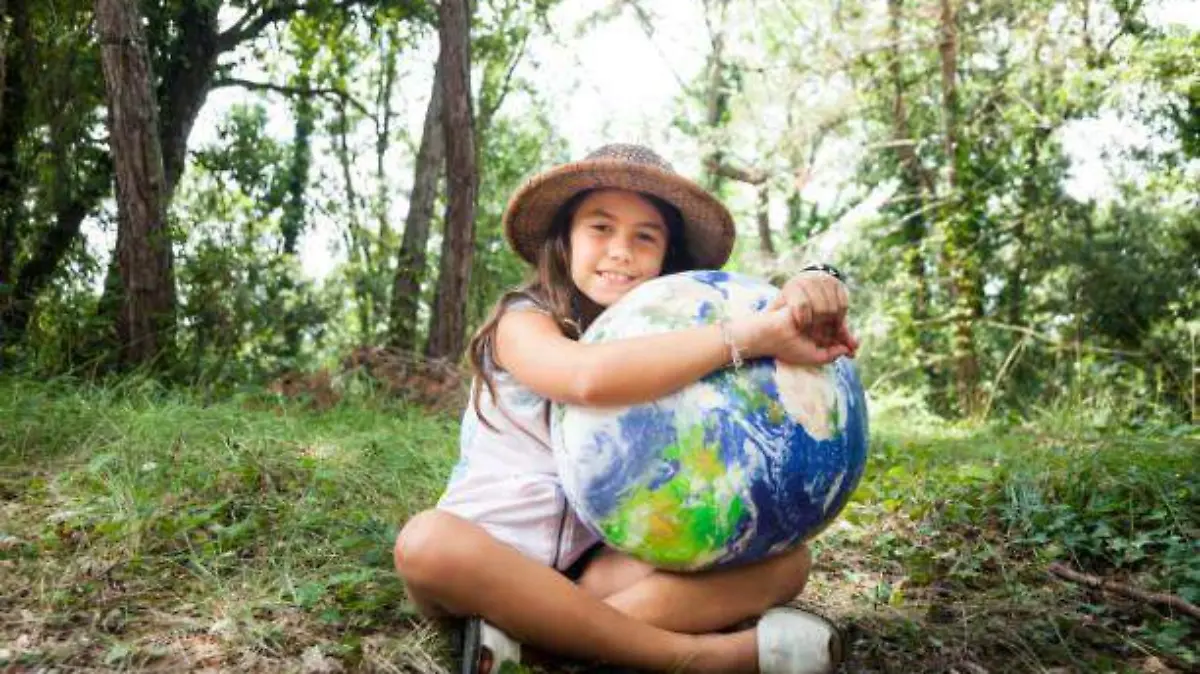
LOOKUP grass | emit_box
[1,377,457,671]
[1,376,1197,672]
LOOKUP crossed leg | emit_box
[577,545,812,634]
[396,510,814,673]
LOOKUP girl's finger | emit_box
[813,277,840,317]
[815,319,839,347]
[788,287,813,329]
[798,276,829,317]
[836,321,859,354]
[807,343,848,365]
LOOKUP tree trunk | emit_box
[328,45,380,344]
[937,0,980,415]
[1007,138,1040,328]
[887,0,937,393]
[1,154,112,346]
[425,0,476,363]
[97,0,175,367]
[938,0,959,203]
[701,0,730,194]
[97,0,218,338]
[0,0,29,298]
[275,41,316,359]
[0,0,6,87]
[390,64,444,352]
[281,48,314,257]
[156,2,219,200]
[1006,36,1050,328]
[375,25,399,246]
[785,188,803,244]
[756,184,774,256]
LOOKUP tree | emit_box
[936,0,982,414]
[0,0,111,352]
[885,0,936,386]
[389,64,444,352]
[425,0,477,362]
[0,0,30,298]
[96,0,175,367]
[0,0,403,351]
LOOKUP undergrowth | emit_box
[1,377,1196,672]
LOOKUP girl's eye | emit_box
[590,222,611,233]
[639,233,662,244]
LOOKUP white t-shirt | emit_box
[437,296,600,570]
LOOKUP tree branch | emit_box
[478,30,527,133]
[1050,562,1200,621]
[217,1,301,50]
[705,157,768,185]
[981,321,1145,357]
[1100,0,1146,59]
[212,76,372,118]
[217,0,369,51]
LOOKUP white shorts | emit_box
[437,472,601,572]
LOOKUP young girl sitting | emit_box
[394,144,859,674]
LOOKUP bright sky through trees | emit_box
[99,0,1198,281]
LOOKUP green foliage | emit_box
[819,392,1200,669]
[468,114,569,329]
[0,376,457,668]
[1138,31,1200,159]
[825,0,1200,420]
[3,0,1194,421]
[0,0,110,361]
[173,104,333,383]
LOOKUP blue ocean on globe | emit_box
[551,270,869,571]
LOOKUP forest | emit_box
[0,0,1196,671]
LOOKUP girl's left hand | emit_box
[768,271,860,357]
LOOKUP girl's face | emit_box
[568,189,670,308]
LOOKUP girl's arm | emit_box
[494,306,845,407]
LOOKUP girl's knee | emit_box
[767,543,813,605]
[577,547,655,598]
[394,510,464,589]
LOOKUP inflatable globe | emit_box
[551,270,868,571]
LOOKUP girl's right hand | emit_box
[731,308,854,367]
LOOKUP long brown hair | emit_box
[467,189,694,430]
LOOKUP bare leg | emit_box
[395,510,758,674]
[579,545,813,634]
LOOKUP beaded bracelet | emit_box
[719,319,744,369]
[801,263,846,282]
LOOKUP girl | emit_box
[395,144,858,674]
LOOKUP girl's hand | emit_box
[768,270,859,357]
[732,309,853,367]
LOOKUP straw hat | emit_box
[502,144,736,269]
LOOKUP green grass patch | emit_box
[810,394,1199,672]
[0,376,459,670]
[1,378,1196,672]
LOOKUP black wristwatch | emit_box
[800,263,845,283]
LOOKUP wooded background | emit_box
[0,0,1195,422]
[1,3,1197,670]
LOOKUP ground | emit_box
[1,378,1196,672]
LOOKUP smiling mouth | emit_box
[598,271,637,284]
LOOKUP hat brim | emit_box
[502,159,735,270]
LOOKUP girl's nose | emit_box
[606,237,633,261]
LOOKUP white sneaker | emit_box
[756,607,844,674]
[460,617,521,674]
